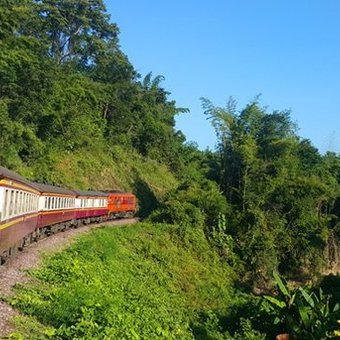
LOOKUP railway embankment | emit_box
[0,218,138,338]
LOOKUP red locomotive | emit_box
[0,166,137,263]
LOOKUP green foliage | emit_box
[10,223,236,339]
[0,0,190,192]
[148,178,228,229]
[202,97,340,286]
[263,272,340,339]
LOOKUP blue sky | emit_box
[105,1,340,153]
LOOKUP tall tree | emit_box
[31,0,119,66]
[202,97,339,286]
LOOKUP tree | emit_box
[31,0,119,66]
[202,97,339,286]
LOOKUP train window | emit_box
[17,192,21,214]
[18,192,21,213]
[9,190,13,216]
[17,192,20,214]
[3,189,8,219]
[22,193,24,213]
[14,191,18,215]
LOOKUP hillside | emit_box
[7,223,256,339]
[1,1,340,338]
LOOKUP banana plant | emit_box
[263,271,340,339]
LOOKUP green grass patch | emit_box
[9,223,237,339]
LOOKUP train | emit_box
[0,166,137,264]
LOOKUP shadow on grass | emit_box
[133,176,159,218]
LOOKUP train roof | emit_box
[0,166,133,197]
[73,190,109,197]
[33,182,76,196]
[103,190,135,195]
[0,166,38,190]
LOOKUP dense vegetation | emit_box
[1,0,340,338]
[9,224,239,339]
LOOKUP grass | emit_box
[8,223,237,339]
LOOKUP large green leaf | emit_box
[299,287,315,308]
[264,295,285,308]
[273,271,289,297]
